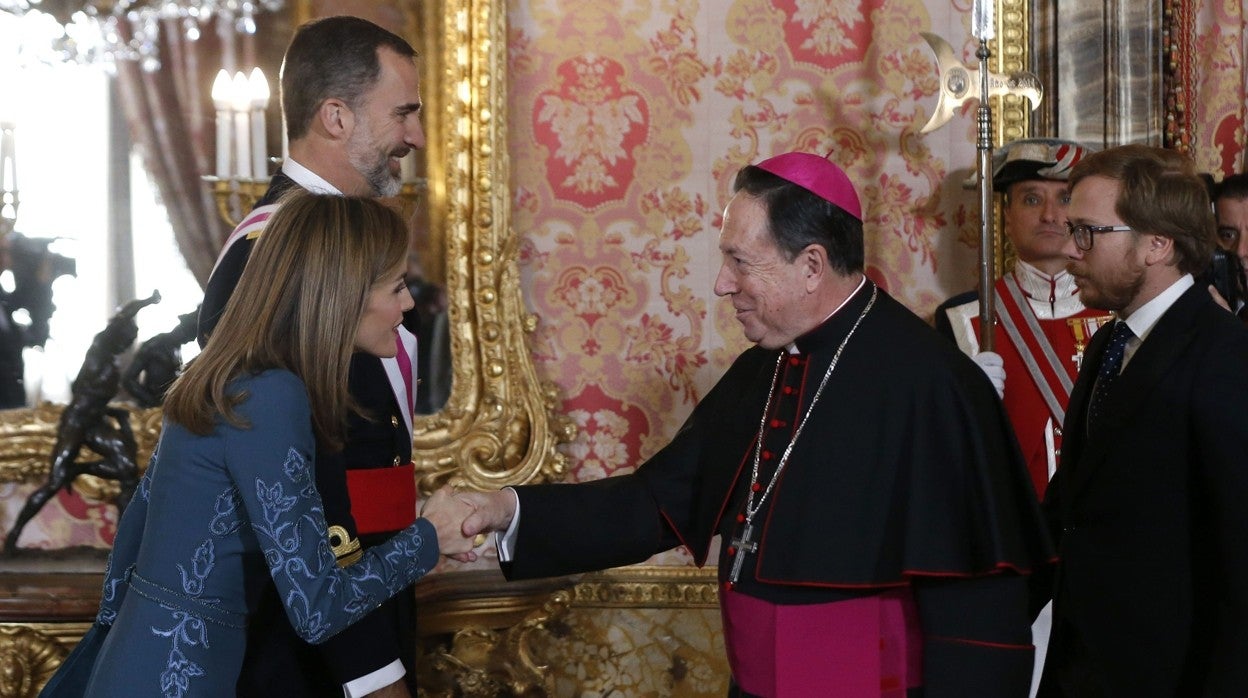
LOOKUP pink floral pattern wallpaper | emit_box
[1189,0,1248,176]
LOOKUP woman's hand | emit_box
[419,486,478,556]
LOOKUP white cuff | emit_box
[342,660,405,697]
[495,487,521,562]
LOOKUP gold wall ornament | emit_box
[0,624,82,698]
[414,567,726,697]
[409,0,576,492]
[993,0,1032,145]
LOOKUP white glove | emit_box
[972,351,1005,398]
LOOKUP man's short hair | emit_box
[732,165,864,275]
[1068,144,1214,276]
[1216,172,1248,203]
[280,16,416,141]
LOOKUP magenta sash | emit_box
[721,589,922,696]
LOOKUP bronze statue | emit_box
[122,306,198,408]
[4,292,160,553]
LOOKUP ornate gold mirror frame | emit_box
[0,0,573,503]
[411,0,574,492]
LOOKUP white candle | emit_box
[248,67,270,179]
[400,150,416,183]
[0,123,14,194]
[211,70,232,178]
[231,71,252,180]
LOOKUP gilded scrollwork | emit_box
[993,0,1032,146]
[419,590,570,697]
[410,0,575,493]
[415,567,725,697]
[0,624,84,698]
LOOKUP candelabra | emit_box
[203,66,272,227]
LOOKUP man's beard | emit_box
[347,126,403,197]
[1073,256,1146,312]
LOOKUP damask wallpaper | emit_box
[510,0,986,562]
[1186,0,1248,176]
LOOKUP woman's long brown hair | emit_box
[164,192,409,451]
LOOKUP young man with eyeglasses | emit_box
[1035,144,1248,696]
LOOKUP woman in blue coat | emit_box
[51,193,474,696]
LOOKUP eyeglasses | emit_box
[1065,221,1134,251]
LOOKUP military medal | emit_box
[1067,314,1114,370]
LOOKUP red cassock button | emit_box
[751,482,762,492]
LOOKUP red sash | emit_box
[345,463,417,534]
[994,276,1074,425]
[721,589,921,696]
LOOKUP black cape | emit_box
[508,282,1054,589]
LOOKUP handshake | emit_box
[417,487,518,560]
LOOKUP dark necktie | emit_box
[1087,320,1134,433]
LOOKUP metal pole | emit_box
[976,39,996,351]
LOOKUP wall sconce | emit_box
[204,66,271,227]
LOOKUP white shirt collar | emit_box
[785,274,868,355]
[1120,274,1194,344]
[282,156,342,195]
[1013,259,1079,301]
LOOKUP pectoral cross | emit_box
[727,523,759,585]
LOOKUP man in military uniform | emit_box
[198,16,426,698]
[937,138,1109,499]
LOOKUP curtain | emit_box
[1176,0,1248,176]
[114,18,228,288]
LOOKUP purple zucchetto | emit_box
[755,152,862,222]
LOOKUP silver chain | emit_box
[743,285,878,524]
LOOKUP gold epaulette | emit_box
[328,525,362,567]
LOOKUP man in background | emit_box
[1210,172,1248,318]
[198,16,426,698]
[1037,144,1248,695]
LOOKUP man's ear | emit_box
[800,244,826,292]
[315,98,353,140]
[1144,234,1175,267]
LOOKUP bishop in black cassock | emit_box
[460,152,1055,697]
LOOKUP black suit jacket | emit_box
[1038,283,1248,697]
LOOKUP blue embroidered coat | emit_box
[83,370,439,697]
